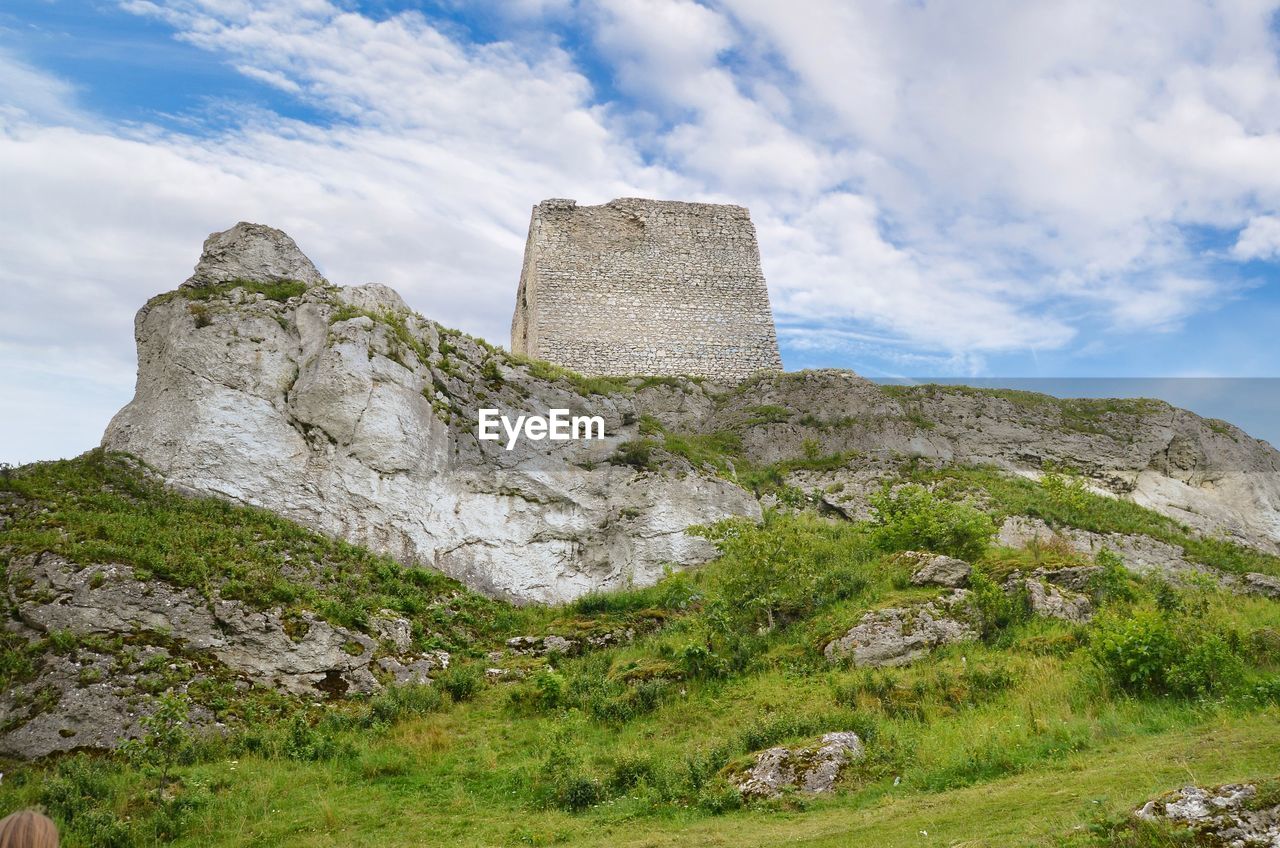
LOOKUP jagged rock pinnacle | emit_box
[182,221,326,289]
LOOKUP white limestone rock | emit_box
[105,229,759,604]
[701,370,1280,556]
[183,222,326,288]
[824,591,979,667]
[905,552,972,588]
[1137,783,1280,847]
[732,732,865,800]
[6,554,379,697]
[1010,572,1095,623]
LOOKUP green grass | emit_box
[504,354,635,396]
[0,451,539,653]
[148,279,311,307]
[879,384,1170,434]
[3,455,1279,847]
[910,464,1280,578]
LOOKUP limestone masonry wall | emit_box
[511,197,783,381]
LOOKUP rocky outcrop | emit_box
[182,222,326,288]
[703,371,1280,555]
[824,590,979,667]
[0,552,451,757]
[997,516,1201,579]
[998,516,1279,598]
[104,226,759,604]
[731,732,864,799]
[1136,782,1279,846]
[1244,572,1280,599]
[1,651,160,760]
[104,223,1280,604]
[5,553,397,696]
[1012,572,1095,623]
[905,552,972,588]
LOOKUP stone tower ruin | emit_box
[510,197,783,381]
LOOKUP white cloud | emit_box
[0,49,83,125]
[718,0,1280,327]
[0,2,684,462]
[1233,215,1280,260]
[4,0,1280,463]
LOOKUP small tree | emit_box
[125,691,191,788]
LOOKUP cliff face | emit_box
[103,275,759,605]
[103,224,1280,606]
[694,372,1280,554]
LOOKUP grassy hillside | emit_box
[1,453,1278,847]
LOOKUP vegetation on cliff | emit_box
[1,451,1279,847]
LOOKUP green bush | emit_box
[508,669,567,714]
[1088,607,1178,693]
[437,664,484,703]
[610,438,656,469]
[536,727,607,812]
[968,567,1030,640]
[676,642,727,680]
[696,512,874,634]
[869,484,995,561]
[365,683,445,725]
[1088,548,1136,605]
[1247,628,1280,667]
[282,711,351,761]
[696,778,744,814]
[1088,603,1244,697]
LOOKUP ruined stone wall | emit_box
[511,197,783,381]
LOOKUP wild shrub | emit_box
[122,692,194,786]
[1250,677,1280,705]
[675,642,727,680]
[1089,548,1136,605]
[364,683,445,726]
[1088,602,1244,697]
[869,484,995,561]
[968,567,1030,640]
[38,754,116,825]
[1088,607,1178,693]
[607,751,658,792]
[37,751,208,848]
[696,778,744,814]
[581,677,670,723]
[480,358,503,385]
[436,664,484,703]
[535,726,606,812]
[1247,628,1280,668]
[281,711,352,761]
[695,512,874,634]
[610,438,656,469]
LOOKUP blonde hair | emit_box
[0,810,59,848]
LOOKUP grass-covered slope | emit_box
[1,451,1279,847]
[0,450,538,650]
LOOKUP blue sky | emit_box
[2,0,1280,462]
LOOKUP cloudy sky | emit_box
[3,0,1280,463]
